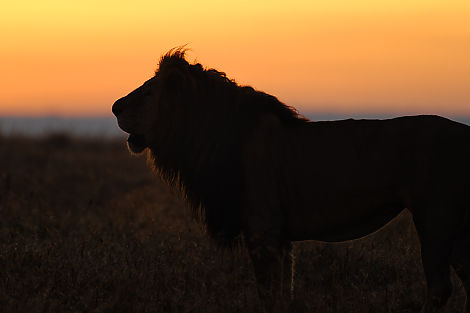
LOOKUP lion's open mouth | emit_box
[127,134,147,153]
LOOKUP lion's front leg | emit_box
[246,235,292,311]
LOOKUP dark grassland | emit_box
[0,135,466,313]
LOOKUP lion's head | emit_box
[112,77,156,153]
[113,48,307,245]
[112,49,195,154]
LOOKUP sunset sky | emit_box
[1,1,469,117]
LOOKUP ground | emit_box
[0,134,466,313]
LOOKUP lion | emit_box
[113,48,470,313]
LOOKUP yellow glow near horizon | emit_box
[1,1,469,116]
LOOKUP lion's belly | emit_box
[282,156,407,242]
[285,189,404,242]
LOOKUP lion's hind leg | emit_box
[413,209,456,313]
[451,216,470,313]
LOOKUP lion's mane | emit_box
[148,49,308,246]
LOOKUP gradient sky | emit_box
[1,1,469,116]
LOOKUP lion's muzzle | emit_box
[112,98,125,118]
[112,98,133,133]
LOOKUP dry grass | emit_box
[0,134,466,313]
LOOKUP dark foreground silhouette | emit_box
[113,49,470,313]
[1,135,467,313]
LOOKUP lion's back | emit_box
[282,115,470,210]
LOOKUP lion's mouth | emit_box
[127,134,147,153]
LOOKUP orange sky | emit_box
[1,1,469,117]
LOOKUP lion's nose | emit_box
[112,99,124,117]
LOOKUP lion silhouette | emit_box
[113,48,470,313]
